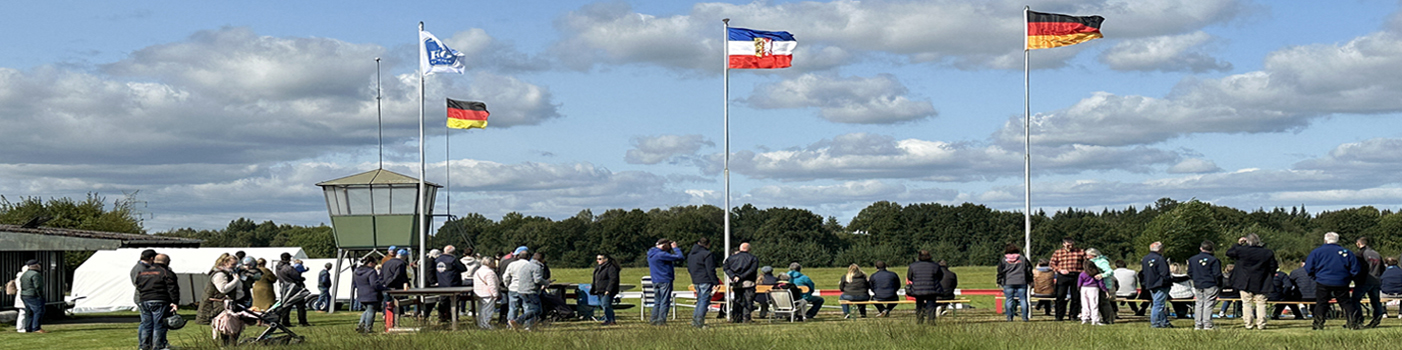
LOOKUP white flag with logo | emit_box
[419,30,465,75]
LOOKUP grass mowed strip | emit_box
[4,266,1394,349]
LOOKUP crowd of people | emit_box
[1008,232,1397,331]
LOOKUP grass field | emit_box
[3,266,1399,350]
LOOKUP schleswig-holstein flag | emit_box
[727,27,795,69]
[419,30,466,75]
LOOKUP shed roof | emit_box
[0,224,202,251]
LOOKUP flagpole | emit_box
[417,21,428,289]
[1023,6,1033,317]
[376,57,384,169]
[722,18,733,319]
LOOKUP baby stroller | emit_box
[242,289,311,345]
[539,291,576,323]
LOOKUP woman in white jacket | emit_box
[472,259,500,330]
[13,266,26,333]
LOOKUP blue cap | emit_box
[514,246,529,254]
[397,249,408,257]
[388,245,398,252]
[242,257,256,265]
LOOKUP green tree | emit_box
[1136,200,1219,262]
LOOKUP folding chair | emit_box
[640,276,676,321]
[769,288,799,322]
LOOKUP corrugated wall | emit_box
[1,251,67,309]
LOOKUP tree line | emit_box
[6,195,1402,271]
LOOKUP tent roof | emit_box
[316,169,441,187]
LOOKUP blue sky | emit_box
[4,0,1402,231]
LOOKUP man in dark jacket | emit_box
[1351,236,1384,328]
[276,253,311,327]
[722,242,759,323]
[1227,233,1276,330]
[870,261,901,317]
[317,263,333,312]
[1187,241,1222,330]
[136,254,178,350]
[1304,232,1359,330]
[352,256,386,333]
[906,250,944,325]
[1141,242,1172,328]
[590,254,621,325]
[687,238,719,328]
[131,249,156,305]
[936,261,958,316]
[1287,261,1316,319]
[1269,269,1301,320]
[434,245,468,323]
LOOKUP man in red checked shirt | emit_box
[1050,237,1086,321]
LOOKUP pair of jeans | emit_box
[476,296,496,329]
[21,296,43,332]
[138,301,171,350]
[1192,287,1219,329]
[1002,285,1029,321]
[1053,273,1081,320]
[1149,287,1170,327]
[358,302,381,331]
[840,294,869,317]
[598,292,616,323]
[803,296,825,319]
[692,283,713,327]
[1351,282,1383,325]
[1240,291,1269,329]
[317,288,331,312]
[507,291,523,323]
[649,282,674,324]
[511,293,541,328]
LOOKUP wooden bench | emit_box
[839,299,972,316]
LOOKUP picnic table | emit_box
[387,287,475,331]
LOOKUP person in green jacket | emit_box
[1086,249,1117,324]
[20,259,46,333]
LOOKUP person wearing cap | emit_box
[236,256,260,308]
[787,263,823,321]
[646,239,685,325]
[136,254,178,350]
[19,259,45,333]
[13,263,30,333]
[503,248,547,330]
[317,263,334,312]
[276,252,311,327]
[352,256,386,333]
[755,266,777,319]
[498,246,527,322]
[377,248,409,325]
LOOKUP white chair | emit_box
[769,288,799,322]
[640,276,676,321]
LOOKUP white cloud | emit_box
[550,0,1246,71]
[625,134,714,165]
[1167,158,1222,174]
[724,133,1178,181]
[744,74,937,124]
[442,28,551,72]
[1099,31,1232,72]
[1001,30,1402,147]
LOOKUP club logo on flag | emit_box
[753,37,773,57]
[419,30,466,75]
[728,27,795,69]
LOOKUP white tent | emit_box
[72,247,307,313]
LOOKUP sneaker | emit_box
[845,314,852,319]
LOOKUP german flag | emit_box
[446,98,489,129]
[1027,10,1104,50]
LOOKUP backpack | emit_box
[4,279,16,296]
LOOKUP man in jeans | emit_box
[687,237,718,328]
[646,239,685,325]
[504,253,546,330]
[1187,241,1223,330]
[19,259,45,334]
[135,254,178,350]
[317,263,333,312]
[1141,242,1172,328]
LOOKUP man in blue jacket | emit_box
[1141,242,1172,328]
[687,237,719,328]
[1187,241,1222,330]
[434,245,468,323]
[647,239,685,325]
[1304,232,1359,330]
